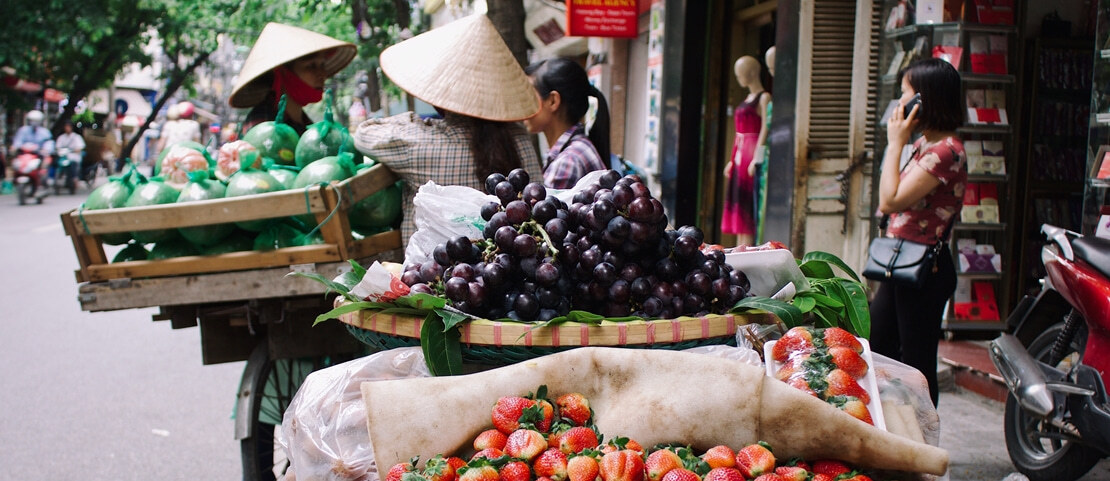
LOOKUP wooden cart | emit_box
[61,165,403,480]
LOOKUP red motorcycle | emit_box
[990,224,1110,481]
[11,143,50,205]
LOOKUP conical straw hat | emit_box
[228,23,357,109]
[380,14,539,122]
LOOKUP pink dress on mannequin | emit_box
[721,91,765,235]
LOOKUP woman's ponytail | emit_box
[586,84,611,164]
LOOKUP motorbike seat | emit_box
[1073,235,1110,280]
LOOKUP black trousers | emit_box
[868,245,956,406]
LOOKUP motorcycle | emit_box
[54,147,80,195]
[11,143,50,205]
[989,224,1110,481]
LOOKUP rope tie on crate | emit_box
[77,203,91,234]
[301,181,343,240]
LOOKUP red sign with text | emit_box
[566,0,639,38]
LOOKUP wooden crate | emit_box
[62,164,403,284]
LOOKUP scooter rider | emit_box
[10,110,54,158]
[54,120,85,191]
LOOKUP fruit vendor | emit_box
[352,14,544,246]
[228,23,357,135]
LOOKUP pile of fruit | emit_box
[399,169,752,322]
[85,94,401,262]
[384,386,879,481]
[769,326,874,425]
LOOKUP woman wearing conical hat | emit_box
[229,23,357,134]
[353,14,544,246]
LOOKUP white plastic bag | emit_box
[404,181,497,267]
[279,347,429,481]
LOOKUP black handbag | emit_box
[862,216,952,289]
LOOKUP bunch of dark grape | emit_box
[400,168,752,322]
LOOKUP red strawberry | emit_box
[624,439,644,454]
[828,346,868,379]
[534,448,570,481]
[660,468,700,481]
[811,460,851,477]
[493,397,537,434]
[387,460,416,481]
[475,429,510,452]
[702,467,744,481]
[599,438,643,455]
[824,369,870,404]
[598,449,645,481]
[448,458,469,476]
[499,461,531,481]
[752,475,786,481]
[506,429,549,462]
[558,426,600,454]
[567,454,600,481]
[425,456,459,481]
[472,448,506,461]
[811,475,834,481]
[644,449,683,481]
[773,466,808,481]
[785,375,817,397]
[841,474,873,481]
[701,445,736,469]
[734,443,775,478]
[831,395,874,425]
[532,399,556,432]
[823,327,862,352]
[460,462,502,481]
[556,392,593,426]
[772,326,816,362]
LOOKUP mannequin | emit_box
[721,55,769,246]
[752,46,775,243]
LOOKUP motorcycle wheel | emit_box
[17,183,28,205]
[1004,321,1101,481]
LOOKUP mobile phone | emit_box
[903,93,921,117]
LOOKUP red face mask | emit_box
[272,66,324,106]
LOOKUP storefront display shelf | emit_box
[954,222,1006,231]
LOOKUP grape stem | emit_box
[521,220,559,259]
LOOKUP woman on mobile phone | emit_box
[871,58,967,406]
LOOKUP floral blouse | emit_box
[887,136,967,245]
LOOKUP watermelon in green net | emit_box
[202,230,257,255]
[242,95,299,165]
[224,170,283,231]
[149,238,199,260]
[291,153,356,227]
[294,89,355,168]
[125,179,182,243]
[268,166,298,190]
[112,242,149,263]
[84,173,138,245]
[176,172,233,246]
[348,181,402,229]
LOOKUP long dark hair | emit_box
[525,57,611,162]
[898,58,963,132]
[459,115,525,180]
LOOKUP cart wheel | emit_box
[239,343,349,481]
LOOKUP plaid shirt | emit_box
[543,123,606,189]
[354,112,541,243]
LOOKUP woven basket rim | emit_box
[336,302,771,348]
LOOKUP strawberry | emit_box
[751,475,786,481]
[506,429,549,462]
[531,399,556,433]
[701,445,736,469]
[493,396,537,434]
[828,346,868,379]
[811,475,834,481]
[840,474,873,481]
[599,449,645,481]
[785,375,817,397]
[558,426,600,454]
[473,448,506,461]
[425,456,459,481]
[599,437,643,455]
[772,326,815,362]
[556,392,593,426]
[830,395,874,425]
[810,460,851,477]
[773,466,808,481]
[387,459,417,481]
[534,448,570,481]
[823,369,870,404]
[822,327,862,352]
[499,461,532,481]
[702,467,744,481]
[625,439,644,454]
[460,461,502,481]
[475,429,510,452]
[644,448,683,481]
[734,443,775,478]
[567,454,600,481]
[448,458,469,476]
[660,468,700,481]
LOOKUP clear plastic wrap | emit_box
[404,181,498,268]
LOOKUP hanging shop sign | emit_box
[565,0,639,38]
